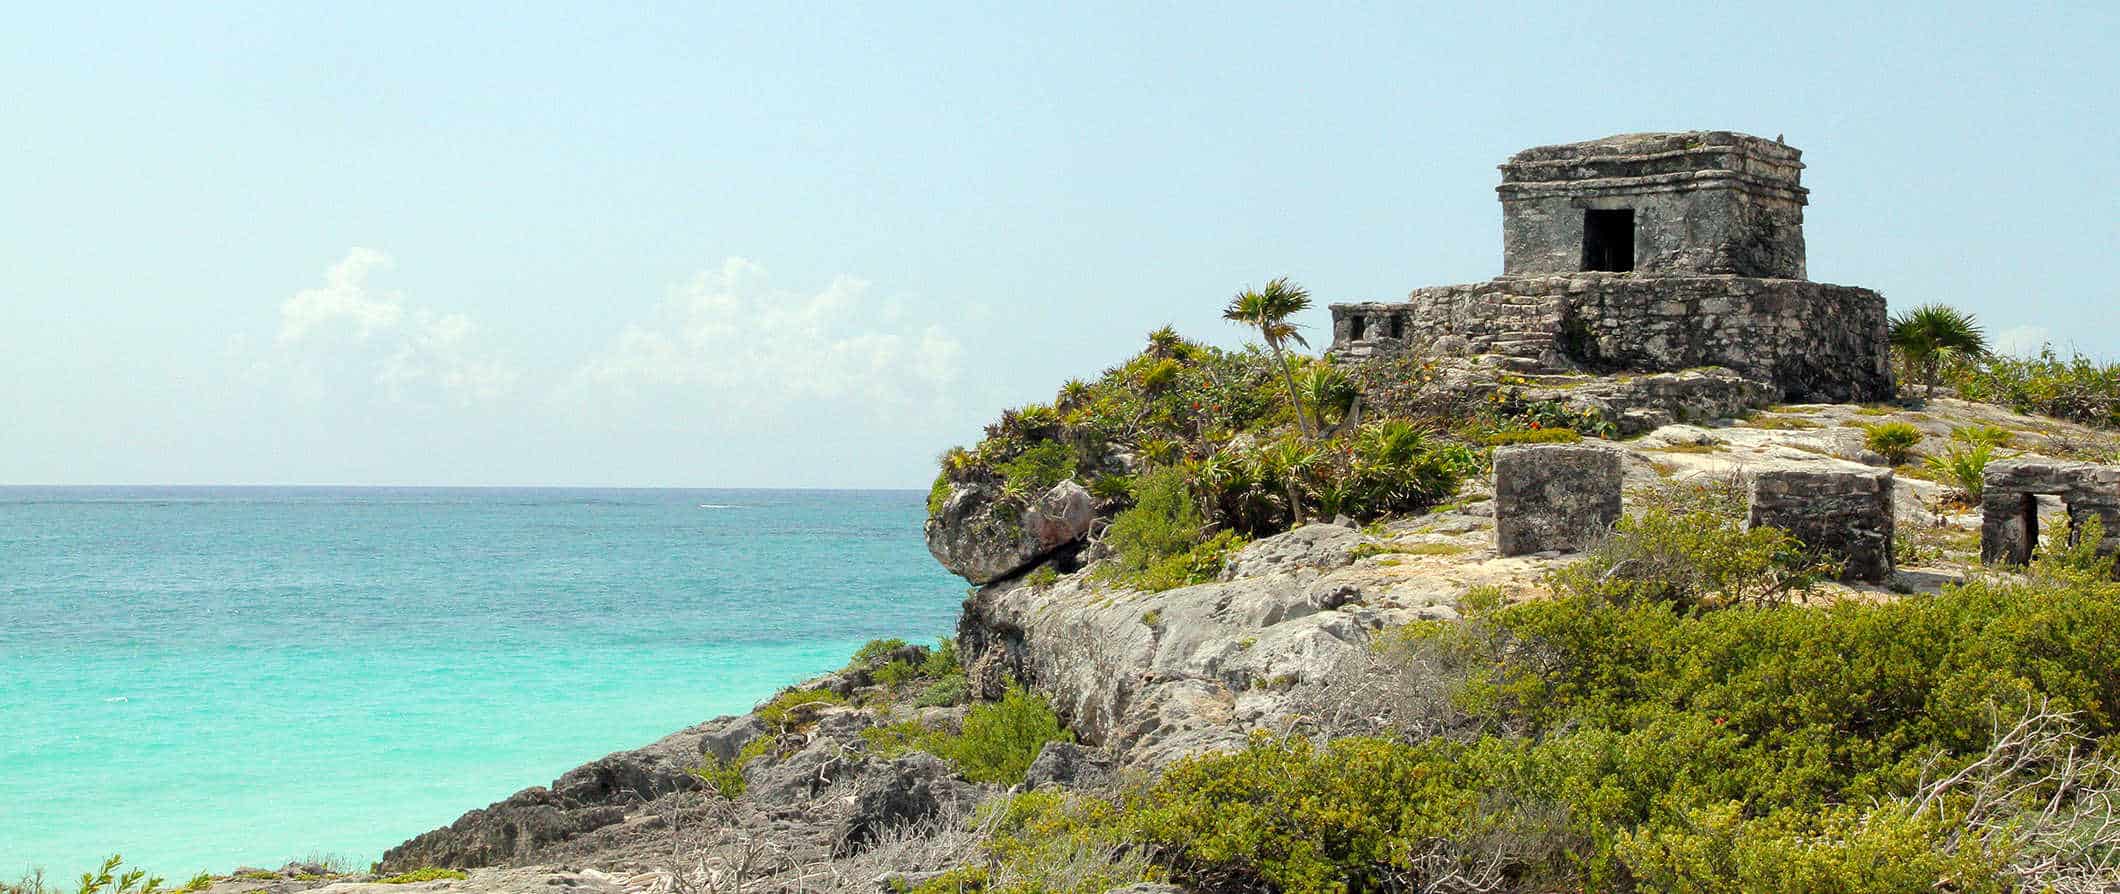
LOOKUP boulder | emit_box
[924,480,1096,584]
[1022,741,1114,791]
[832,753,979,856]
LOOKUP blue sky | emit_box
[3,2,2113,487]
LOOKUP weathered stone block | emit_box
[1493,445,1622,556]
[1746,467,1894,583]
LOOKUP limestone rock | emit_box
[832,752,979,856]
[924,480,1096,584]
[1022,741,1114,791]
[379,720,715,872]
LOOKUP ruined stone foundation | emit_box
[1333,272,1892,403]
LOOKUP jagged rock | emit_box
[697,714,764,763]
[958,524,1432,770]
[744,737,862,806]
[924,480,1096,584]
[379,720,716,871]
[833,753,980,856]
[1220,523,1365,582]
[1022,741,1114,791]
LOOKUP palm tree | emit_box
[1224,277,1317,439]
[1889,304,1990,397]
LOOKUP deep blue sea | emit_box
[0,487,963,880]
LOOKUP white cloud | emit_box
[270,248,517,406]
[1994,324,2052,357]
[564,257,963,417]
[278,247,404,344]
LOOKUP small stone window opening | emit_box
[1349,315,1366,340]
[1388,315,1404,339]
[1582,208,1635,272]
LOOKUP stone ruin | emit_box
[1332,131,1894,411]
[1747,468,1895,583]
[1494,445,1896,583]
[1980,459,2120,567]
[1492,444,1622,557]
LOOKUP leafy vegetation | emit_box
[1863,421,1925,464]
[1924,441,1996,502]
[863,687,1073,785]
[1482,427,1582,446]
[377,868,469,884]
[997,524,2120,891]
[1222,277,1320,439]
[1890,303,1990,396]
[756,688,846,734]
[1950,345,2120,428]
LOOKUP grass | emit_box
[1648,443,1727,454]
[377,868,469,884]
[1353,541,1467,560]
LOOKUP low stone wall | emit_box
[1332,273,1891,402]
[1747,468,1895,583]
[1980,460,2120,567]
[1493,445,1622,556]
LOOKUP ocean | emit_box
[0,487,964,881]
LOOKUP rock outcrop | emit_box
[957,522,1480,769]
[924,480,1096,583]
[377,715,739,871]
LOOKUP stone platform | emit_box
[1332,273,1891,403]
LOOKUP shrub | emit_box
[1890,303,1990,394]
[1551,508,1824,610]
[996,440,1077,498]
[851,638,912,666]
[914,674,969,708]
[1924,442,1995,501]
[1099,469,1210,590]
[862,687,1072,786]
[872,659,921,688]
[378,868,469,885]
[1484,427,1582,446]
[756,688,845,734]
[927,472,953,518]
[688,735,770,799]
[948,687,1074,784]
[1126,571,2120,891]
[1952,346,2120,428]
[1863,421,1924,464]
[1950,423,2015,449]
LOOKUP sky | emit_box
[3,2,2114,488]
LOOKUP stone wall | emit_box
[1499,131,1808,279]
[1980,460,2120,567]
[1331,273,1892,403]
[1747,468,1895,583]
[1493,445,1622,556]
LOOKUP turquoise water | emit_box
[0,488,963,880]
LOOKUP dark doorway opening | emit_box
[1348,315,1366,340]
[1388,315,1404,339]
[1582,208,1635,272]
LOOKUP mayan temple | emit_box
[1331,131,1895,428]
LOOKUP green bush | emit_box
[1484,427,1583,446]
[1863,421,1924,465]
[862,687,1072,786]
[756,688,845,734]
[927,472,953,518]
[1952,346,2120,428]
[688,735,770,799]
[996,440,1077,498]
[914,674,969,707]
[1950,423,2015,449]
[851,638,911,666]
[1122,568,2120,891]
[1551,509,1824,610]
[1924,442,1995,501]
[1098,468,1210,590]
[378,868,469,885]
